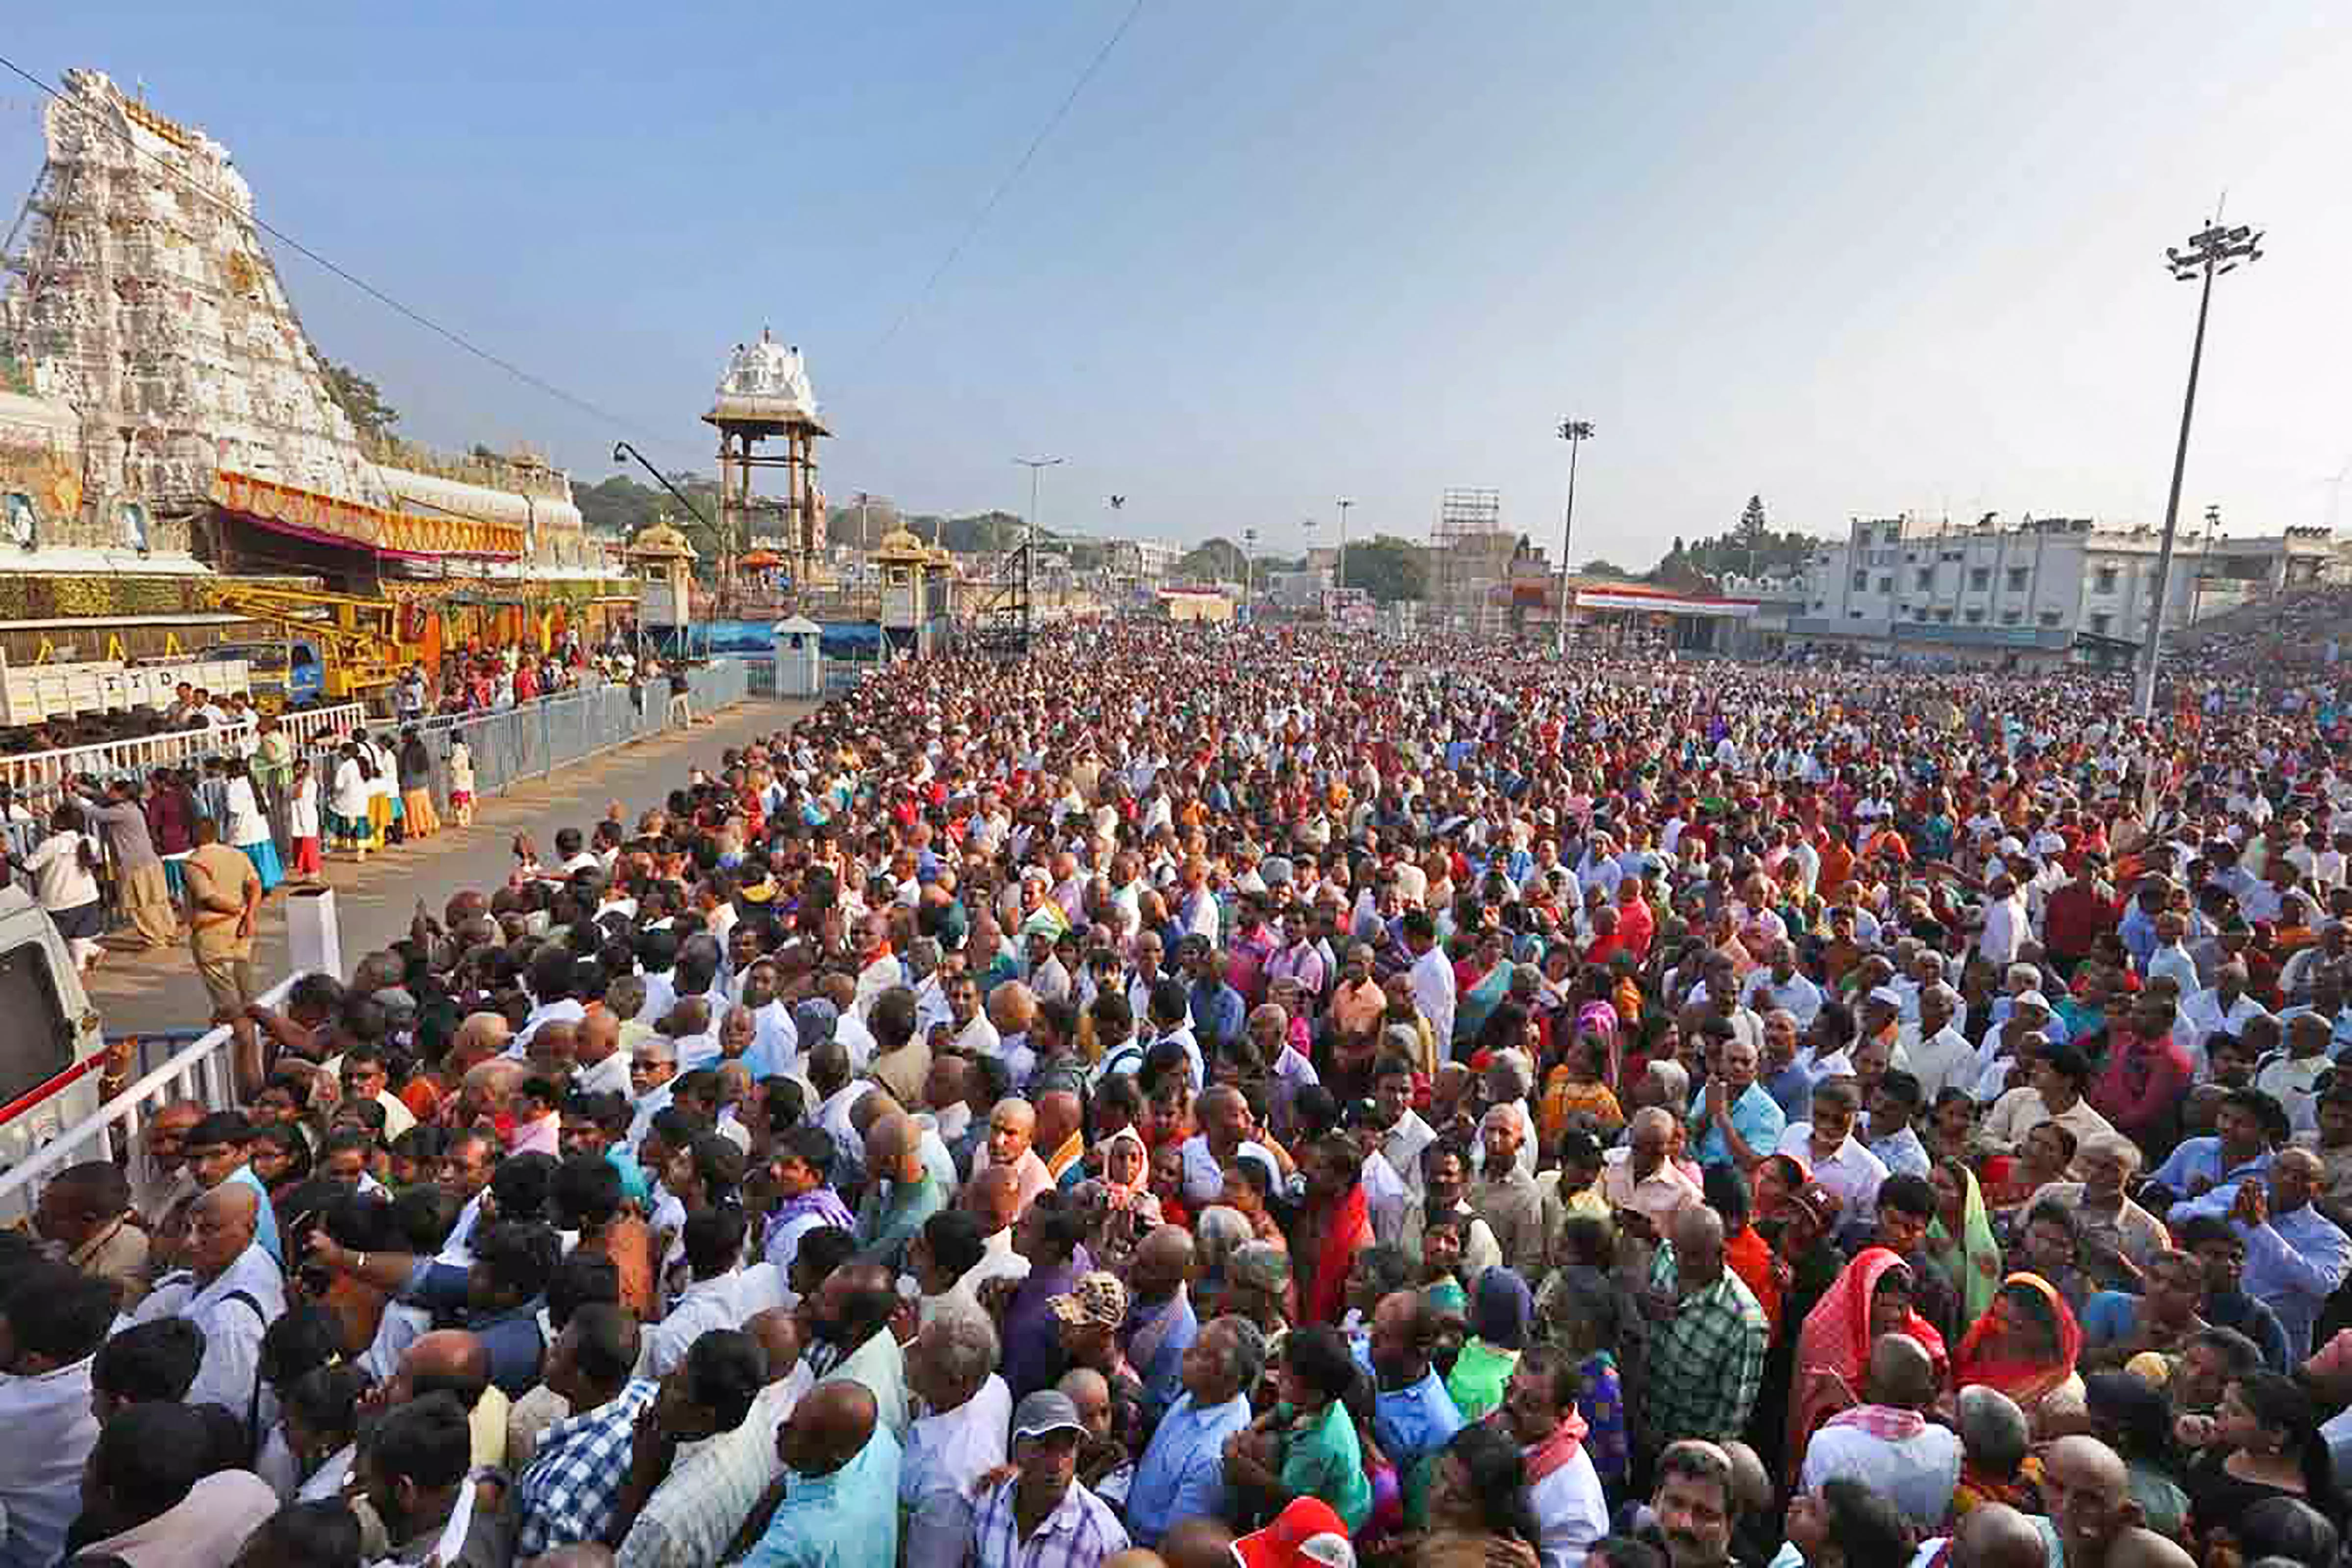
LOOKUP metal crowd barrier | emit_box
[0,973,310,1224]
[0,702,369,808]
[1,661,752,924]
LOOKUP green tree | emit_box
[320,360,399,440]
[1177,537,1249,581]
[1736,494,1768,569]
[1579,558,1636,579]
[1342,535,1427,603]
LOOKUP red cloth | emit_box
[2043,885,2119,961]
[1303,1183,1371,1326]
[1788,1246,1949,1473]
[2087,1028,2194,1141]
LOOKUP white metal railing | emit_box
[0,973,308,1225]
[0,703,367,803]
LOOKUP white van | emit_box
[0,882,107,1175]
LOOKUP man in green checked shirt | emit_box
[1638,1204,1768,1467]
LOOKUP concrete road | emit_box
[88,697,813,1038]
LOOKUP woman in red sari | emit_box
[1787,1245,1951,1477]
[1951,1273,2085,1431]
[1296,1135,1372,1325]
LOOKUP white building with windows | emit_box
[1129,538,1180,580]
[1790,515,2349,665]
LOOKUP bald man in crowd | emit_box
[735,1381,901,1566]
[112,1182,285,1415]
[858,1110,949,1271]
[982,1097,1054,1214]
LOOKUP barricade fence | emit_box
[1,660,752,914]
[0,972,311,1223]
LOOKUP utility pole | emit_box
[2137,219,2262,719]
[1243,527,1257,618]
[1554,420,1594,655]
[1014,456,1063,647]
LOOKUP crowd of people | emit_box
[4,616,2352,1568]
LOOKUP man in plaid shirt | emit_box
[514,1304,655,1558]
[1639,1205,1767,1461]
[971,1389,1130,1568]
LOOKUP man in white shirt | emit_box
[1501,1347,1609,1568]
[1777,1080,1890,1234]
[1742,942,1824,1029]
[1978,872,2029,969]
[900,1317,1012,1568]
[0,1264,112,1568]
[1900,984,1978,1103]
[2180,964,2273,1072]
[111,1184,285,1417]
[1404,911,1457,1051]
[1799,1335,1960,1531]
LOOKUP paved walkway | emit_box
[91,698,813,1038]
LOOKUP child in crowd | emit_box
[286,757,321,880]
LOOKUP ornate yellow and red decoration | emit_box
[213,469,524,559]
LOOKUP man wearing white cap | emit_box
[971,1389,1130,1568]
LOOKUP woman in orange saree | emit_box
[1951,1272,2084,1430]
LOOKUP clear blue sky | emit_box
[7,3,2350,567]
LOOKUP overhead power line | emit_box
[858,0,1149,368]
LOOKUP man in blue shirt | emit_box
[2148,1090,2278,1216]
[2218,1147,2352,1362]
[183,1111,283,1265]
[1119,1228,1199,1428]
[1688,1034,1786,1170]
[1127,1317,1262,1547]
[744,1381,902,1568]
[1182,937,1246,1057]
[1364,1289,1466,1527]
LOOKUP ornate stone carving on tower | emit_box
[0,69,391,514]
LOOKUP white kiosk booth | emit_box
[772,615,821,697]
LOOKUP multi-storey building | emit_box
[1791,514,2349,666]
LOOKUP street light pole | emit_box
[1014,457,1063,645]
[1553,420,1594,655]
[2136,219,2262,719]
[1335,497,1354,595]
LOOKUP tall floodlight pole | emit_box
[1554,420,1595,655]
[2136,219,2262,719]
[1335,497,1354,595]
[1015,456,1063,646]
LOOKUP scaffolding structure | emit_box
[1429,487,1516,637]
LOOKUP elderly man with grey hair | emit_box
[902,1313,1011,1568]
[1602,1105,1704,1245]
[1126,1315,1265,1548]
[1471,1100,1547,1270]
[1954,1384,2036,1511]
[1905,980,1979,1101]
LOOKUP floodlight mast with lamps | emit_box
[2136,220,2262,719]
[1554,420,1594,654]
